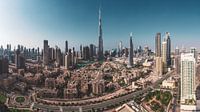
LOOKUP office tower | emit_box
[90,44,95,59]
[0,46,3,56]
[125,48,129,57]
[93,45,97,56]
[175,46,180,56]
[37,47,40,56]
[162,41,167,73]
[156,57,163,76]
[83,46,90,60]
[174,55,181,75]
[65,49,72,69]
[181,46,186,53]
[65,54,70,69]
[155,33,161,57]
[165,32,171,66]
[190,47,197,62]
[127,33,133,68]
[15,50,25,69]
[43,40,49,66]
[72,47,76,66]
[137,46,142,56]
[98,8,104,60]
[118,41,123,57]
[68,49,72,66]
[80,45,83,58]
[65,40,68,54]
[55,47,62,66]
[15,49,20,69]
[0,57,9,74]
[49,48,53,61]
[180,53,196,111]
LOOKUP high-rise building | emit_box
[43,40,49,66]
[98,8,104,60]
[175,46,180,56]
[165,32,171,66]
[127,33,133,68]
[83,46,90,60]
[0,57,9,74]
[90,44,95,59]
[15,49,25,69]
[72,47,76,66]
[118,41,123,57]
[162,41,167,73]
[156,57,163,76]
[65,50,72,69]
[80,45,83,58]
[125,48,129,57]
[190,47,197,62]
[174,55,181,75]
[155,33,161,57]
[65,40,68,54]
[180,53,196,111]
[55,47,62,66]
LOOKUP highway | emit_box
[32,70,174,112]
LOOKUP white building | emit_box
[161,78,176,89]
[180,53,196,111]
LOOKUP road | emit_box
[32,70,174,112]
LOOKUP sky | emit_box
[0,0,200,52]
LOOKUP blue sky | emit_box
[0,0,200,51]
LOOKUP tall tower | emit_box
[165,32,171,66]
[43,40,49,66]
[65,40,68,54]
[118,41,123,57]
[190,47,197,62]
[98,8,104,60]
[162,41,167,73]
[180,53,196,111]
[127,33,133,68]
[155,33,161,57]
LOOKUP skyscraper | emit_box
[80,45,83,58]
[98,8,104,60]
[118,41,123,57]
[180,53,196,111]
[156,57,163,76]
[165,32,171,66]
[175,46,180,56]
[162,41,167,73]
[83,46,90,60]
[65,40,68,54]
[127,33,133,68]
[190,47,197,62]
[155,33,161,57]
[65,53,71,69]
[0,57,9,74]
[90,44,95,59]
[15,49,25,69]
[43,40,49,66]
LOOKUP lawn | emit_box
[0,93,7,103]
[15,97,25,103]
[9,108,31,112]
[144,90,172,112]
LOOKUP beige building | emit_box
[156,57,163,76]
[161,78,176,89]
[92,80,105,95]
[162,41,167,73]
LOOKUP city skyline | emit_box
[0,0,200,51]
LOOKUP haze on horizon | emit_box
[0,0,200,51]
